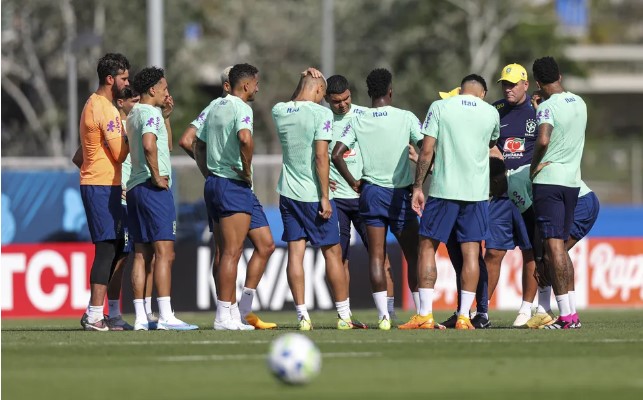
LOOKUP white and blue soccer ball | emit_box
[267,333,321,385]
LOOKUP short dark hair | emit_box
[461,74,487,92]
[326,75,350,95]
[97,53,130,85]
[532,56,560,85]
[366,68,392,98]
[116,86,139,100]
[229,63,259,89]
[489,157,507,178]
[131,67,165,95]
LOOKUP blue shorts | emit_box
[279,196,340,247]
[532,184,580,240]
[80,185,123,243]
[486,196,532,250]
[570,192,600,240]
[204,175,268,230]
[122,204,132,253]
[126,180,176,243]
[359,183,416,234]
[419,198,489,243]
[335,198,369,261]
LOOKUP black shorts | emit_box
[532,184,580,240]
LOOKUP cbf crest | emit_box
[525,119,537,136]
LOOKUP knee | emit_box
[258,240,276,258]
[156,247,175,264]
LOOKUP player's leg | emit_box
[132,243,154,330]
[513,205,538,327]
[143,255,157,326]
[484,197,515,299]
[471,248,490,328]
[335,199,353,288]
[105,239,133,331]
[243,222,277,329]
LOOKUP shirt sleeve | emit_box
[141,108,163,138]
[314,108,333,142]
[491,111,500,141]
[234,102,254,136]
[97,101,123,141]
[193,105,211,141]
[421,101,441,139]
[536,101,555,128]
[408,112,423,145]
[337,115,357,149]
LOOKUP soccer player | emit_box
[127,67,197,330]
[489,159,598,329]
[76,53,130,331]
[324,74,397,321]
[486,63,539,327]
[529,56,587,329]
[193,63,276,330]
[332,68,423,330]
[409,74,499,330]
[273,70,360,331]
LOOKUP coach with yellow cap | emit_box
[482,63,539,329]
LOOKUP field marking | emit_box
[156,351,381,362]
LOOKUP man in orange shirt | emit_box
[77,53,130,331]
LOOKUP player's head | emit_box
[366,68,392,100]
[132,66,167,107]
[460,74,487,99]
[325,75,352,115]
[221,65,233,96]
[229,63,259,101]
[497,63,529,106]
[296,73,327,104]
[489,157,508,197]
[115,86,140,116]
[97,53,130,96]
[532,56,561,88]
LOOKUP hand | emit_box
[530,161,551,181]
[301,67,324,79]
[408,144,418,163]
[161,95,174,119]
[121,189,127,202]
[531,90,543,109]
[319,197,332,219]
[534,258,552,287]
[351,179,362,194]
[152,175,170,190]
[232,166,252,187]
[411,187,425,217]
[329,179,337,192]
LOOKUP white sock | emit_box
[157,296,173,320]
[108,300,120,318]
[239,287,255,318]
[87,305,104,323]
[348,297,352,316]
[387,297,395,315]
[336,299,351,320]
[537,286,552,313]
[459,290,476,317]
[133,299,146,321]
[418,288,434,316]
[144,296,153,315]
[411,291,420,314]
[568,290,577,314]
[216,300,232,321]
[555,294,571,317]
[231,302,242,322]
[372,291,389,320]
[295,304,310,321]
[518,300,532,315]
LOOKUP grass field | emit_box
[3,310,643,399]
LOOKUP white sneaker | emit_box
[157,315,199,331]
[214,319,240,330]
[513,312,531,327]
[134,319,150,331]
[235,319,255,331]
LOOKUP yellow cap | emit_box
[497,63,528,83]
[438,87,461,99]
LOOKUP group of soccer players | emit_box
[75,50,597,331]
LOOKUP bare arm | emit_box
[179,125,198,159]
[164,117,173,152]
[530,124,552,180]
[142,133,168,189]
[489,145,503,159]
[414,136,436,189]
[316,140,334,219]
[162,95,174,151]
[331,142,360,192]
[194,137,209,179]
[72,146,83,169]
[236,129,254,186]
[106,135,129,163]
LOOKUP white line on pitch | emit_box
[156,351,382,362]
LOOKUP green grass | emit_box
[3,310,643,399]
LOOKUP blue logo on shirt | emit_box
[372,111,388,117]
[286,107,299,113]
[461,99,477,107]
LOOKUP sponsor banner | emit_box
[2,238,642,318]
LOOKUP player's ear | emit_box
[106,75,115,86]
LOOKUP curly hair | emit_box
[532,56,560,85]
[131,67,165,95]
[460,74,488,92]
[229,63,259,89]
[489,157,507,178]
[97,53,130,85]
[366,68,392,99]
[116,85,139,100]
[326,75,350,95]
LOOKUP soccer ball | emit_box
[267,333,321,385]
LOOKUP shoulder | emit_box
[350,104,367,116]
[492,98,507,110]
[271,102,286,115]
